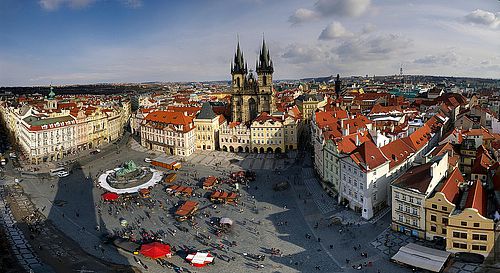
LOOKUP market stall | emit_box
[101,192,120,201]
[186,252,214,267]
[175,200,199,221]
[140,242,172,259]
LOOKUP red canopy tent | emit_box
[101,192,119,201]
[140,242,172,259]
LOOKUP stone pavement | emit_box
[128,138,150,153]
[187,150,297,171]
[0,185,51,273]
[301,167,336,215]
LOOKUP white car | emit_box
[144,158,152,163]
[57,171,69,178]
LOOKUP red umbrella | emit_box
[140,242,171,259]
[101,192,119,201]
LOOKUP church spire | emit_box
[232,39,247,74]
[256,35,273,73]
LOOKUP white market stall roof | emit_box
[391,243,450,272]
[98,168,164,194]
[186,252,214,264]
[220,217,233,225]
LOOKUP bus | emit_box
[49,167,66,176]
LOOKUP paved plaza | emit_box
[2,137,492,273]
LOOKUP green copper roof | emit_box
[48,86,56,100]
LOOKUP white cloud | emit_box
[289,0,371,24]
[413,51,459,66]
[122,0,142,8]
[319,21,352,40]
[281,43,330,64]
[464,9,500,29]
[315,0,371,17]
[39,0,96,11]
[38,0,143,11]
[334,34,412,62]
[288,8,318,25]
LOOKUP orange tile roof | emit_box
[144,111,194,127]
[401,124,432,151]
[463,127,494,140]
[334,132,372,154]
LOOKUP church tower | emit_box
[46,86,58,110]
[231,41,247,122]
[256,37,274,113]
[230,37,275,123]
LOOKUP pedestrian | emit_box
[317,237,321,243]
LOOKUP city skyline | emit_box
[0,0,499,86]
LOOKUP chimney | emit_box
[340,119,344,128]
[355,134,360,146]
[344,123,350,136]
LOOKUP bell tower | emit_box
[256,37,274,113]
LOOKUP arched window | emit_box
[236,77,240,87]
[263,75,267,85]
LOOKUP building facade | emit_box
[140,111,196,157]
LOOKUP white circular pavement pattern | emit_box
[98,167,164,194]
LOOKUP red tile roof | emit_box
[465,180,487,216]
[471,146,493,175]
[380,139,415,169]
[350,141,388,171]
[438,168,464,204]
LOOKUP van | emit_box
[49,167,66,176]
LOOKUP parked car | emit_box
[144,157,152,163]
[57,171,69,178]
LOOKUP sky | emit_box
[0,0,499,86]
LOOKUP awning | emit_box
[391,243,450,272]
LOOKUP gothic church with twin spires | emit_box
[230,38,276,123]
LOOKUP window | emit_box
[473,223,480,228]
[472,234,487,241]
[461,221,467,226]
[431,226,437,232]
[432,204,437,209]
[442,228,447,235]
[453,242,467,249]
[431,215,436,222]
[442,218,448,225]
[453,232,460,238]
[442,206,447,211]
[472,243,486,251]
